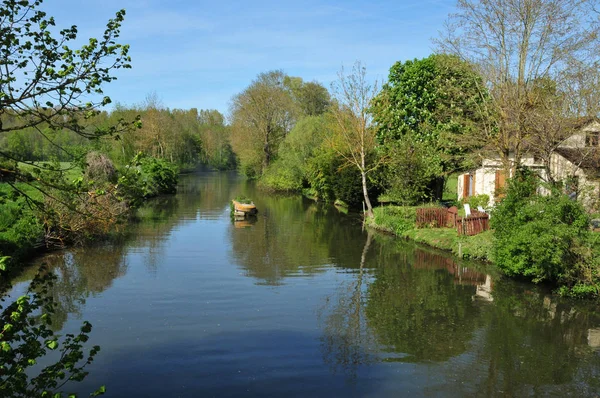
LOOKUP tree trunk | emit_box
[361,170,373,218]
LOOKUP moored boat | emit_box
[232,199,258,216]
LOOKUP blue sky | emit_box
[43,0,455,115]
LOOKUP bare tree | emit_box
[329,62,381,218]
[436,0,600,174]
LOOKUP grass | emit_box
[442,173,459,202]
[368,205,494,262]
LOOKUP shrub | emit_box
[117,155,179,205]
[491,169,590,283]
[260,162,303,192]
[0,191,44,269]
[371,206,417,236]
[464,194,489,210]
[84,152,117,184]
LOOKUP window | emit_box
[463,173,475,198]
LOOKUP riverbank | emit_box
[367,204,600,299]
[0,156,180,276]
[365,205,493,262]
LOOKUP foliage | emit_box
[380,138,443,205]
[0,267,105,397]
[229,70,297,177]
[283,77,331,117]
[0,188,43,269]
[491,170,590,283]
[464,194,490,210]
[371,54,486,199]
[84,152,117,184]
[117,154,179,205]
[197,110,236,170]
[0,0,136,171]
[260,115,329,193]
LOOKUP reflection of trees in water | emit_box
[34,244,128,330]
[229,195,365,285]
[446,279,600,396]
[364,239,485,363]
[319,235,600,394]
[318,231,377,380]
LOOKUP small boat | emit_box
[232,200,258,216]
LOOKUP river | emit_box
[9,172,600,397]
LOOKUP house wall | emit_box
[560,121,600,148]
[457,167,503,206]
[458,162,548,206]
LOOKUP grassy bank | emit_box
[0,156,180,275]
[367,204,600,298]
[366,205,493,262]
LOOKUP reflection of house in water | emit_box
[474,275,494,302]
[588,329,600,349]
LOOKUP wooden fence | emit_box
[416,207,448,228]
[456,213,490,236]
[416,206,490,236]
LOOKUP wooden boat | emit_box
[232,200,258,216]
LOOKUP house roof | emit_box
[555,147,600,178]
[563,116,600,131]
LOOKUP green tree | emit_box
[229,70,297,177]
[197,109,236,170]
[371,54,486,202]
[284,77,331,116]
[0,0,135,178]
[436,0,599,175]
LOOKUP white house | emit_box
[458,119,600,209]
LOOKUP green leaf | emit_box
[46,340,58,350]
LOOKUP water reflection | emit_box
[25,245,128,330]
[318,231,377,380]
[8,172,600,396]
[228,194,365,285]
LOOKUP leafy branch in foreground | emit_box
[0,264,105,397]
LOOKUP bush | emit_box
[84,152,117,184]
[0,191,44,269]
[370,206,417,236]
[117,155,179,205]
[491,170,590,284]
[260,162,303,192]
[464,194,489,210]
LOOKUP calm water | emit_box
[10,172,600,397]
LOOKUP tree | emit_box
[436,0,600,175]
[197,109,235,170]
[371,54,486,202]
[229,70,297,177]
[329,62,380,217]
[283,76,331,116]
[1,0,135,175]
